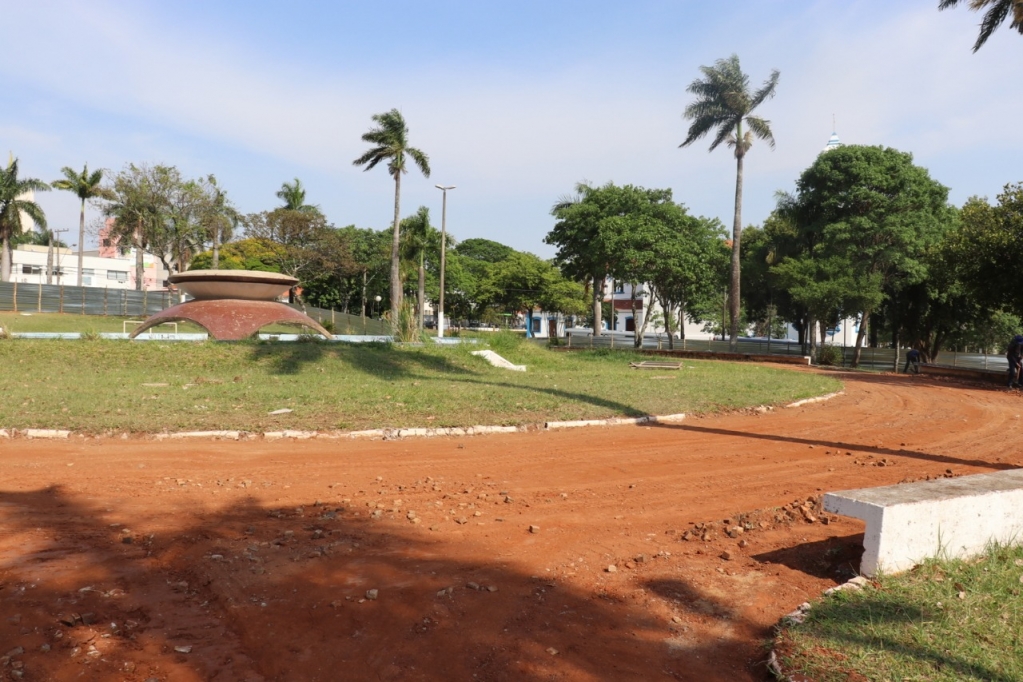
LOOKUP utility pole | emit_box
[51,228,69,284]
[434,185,455,338]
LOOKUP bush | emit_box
[815,345,843,366]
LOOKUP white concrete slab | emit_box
[824,469,1023,576]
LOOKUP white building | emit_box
[9,244,168,291]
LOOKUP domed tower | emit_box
[822,131,842,153]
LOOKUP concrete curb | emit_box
[785,391,844,409]
[23,429,71,439]
[767,575,871,681]
[0,390,833,442]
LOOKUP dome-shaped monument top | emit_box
[170,269,298,301]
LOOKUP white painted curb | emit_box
[785,391,844,408]
[0,429,10,439]
[23,429,70,439]
[167,430,241,440]
[470,350,526,371]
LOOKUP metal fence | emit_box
[565,331,1010,374]
[0,281,178,317]
[0,281,391,336]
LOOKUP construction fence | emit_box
[0,281,390,336]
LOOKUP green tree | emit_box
[455,238,514,263]
[400,206,438,331]
[784,145,952,366]
[103,164,176,289]
[353,109,431,329]
[939,0,1023,51]
[0,157,49,282]
[244,208,329,283]
[51,164,115,287]
[275,178,320,214]
[190,238,280,272]
[679,54,780,350]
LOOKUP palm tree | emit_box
[680,54,779,351]
[51,164,115,287]
[353,109,431,327]
[400,206,436,331]
[275,178,321,214]
[939,0,1023,51]
[0,157,50,282]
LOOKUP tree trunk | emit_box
[728,151,744,351]
[46,236,54,285]
[1,235,11,282]
[592,275,602,336]
[135,218,144,291]
[76,198,86,287]
[361,270,368,321]
[418,251,425,332]
[635,283,652,348]
[631,284,640,348]
[389,173,403,330]
[212,226,220,270]
[852,308,871,368]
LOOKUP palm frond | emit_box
[745,116,776,149]
[406,147,431,178]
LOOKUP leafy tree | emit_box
[244,208,329,284]
[783,145,952,366]
[202,176,239,269]
[0,157,49,282]
[190,238,280,272]
[680,54,780,350]
[489,252,581,336]
[455,238,514,263]
[352,109,431,328]
[400,206,438,331]
[103,164,176,289]
[275,178,320,214]
[939,0,1023,51]
[51,164,114,286]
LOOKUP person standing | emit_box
[1007,335,1023,388]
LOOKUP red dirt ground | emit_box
[2,368,1021,682]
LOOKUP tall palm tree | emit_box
[353,109,431,327]
[0,157,49,282]
[275,178,321,214]
[680,54,779,351]
[400,206,436,331]
[51,164,115,287]
[939,0,1023,51]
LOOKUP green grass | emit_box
[0,336,839,433]
[777,544,1023,682]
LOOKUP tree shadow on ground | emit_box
[753,534,865,581]
[0,485,776,682]
[782,593,1019,682]
[651,422,1017,472]
[246,341,478,379]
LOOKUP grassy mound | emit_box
[0,337,839,433]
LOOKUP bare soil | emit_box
[1,369,1020,681]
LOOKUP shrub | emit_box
[816,345,843,366]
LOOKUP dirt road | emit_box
[1,369,1019,681]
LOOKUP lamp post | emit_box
[434,184,455,338]
[373,295,382,319]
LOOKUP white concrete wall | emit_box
[824,470,1023,576]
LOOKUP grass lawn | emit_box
[776,544,1023,682]
[0,335,839,433]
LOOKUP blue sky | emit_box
[2,1,1020,256]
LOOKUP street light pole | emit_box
[434,184,455,338]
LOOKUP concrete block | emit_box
[824,469,1023,576]
[23,429,71,439]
